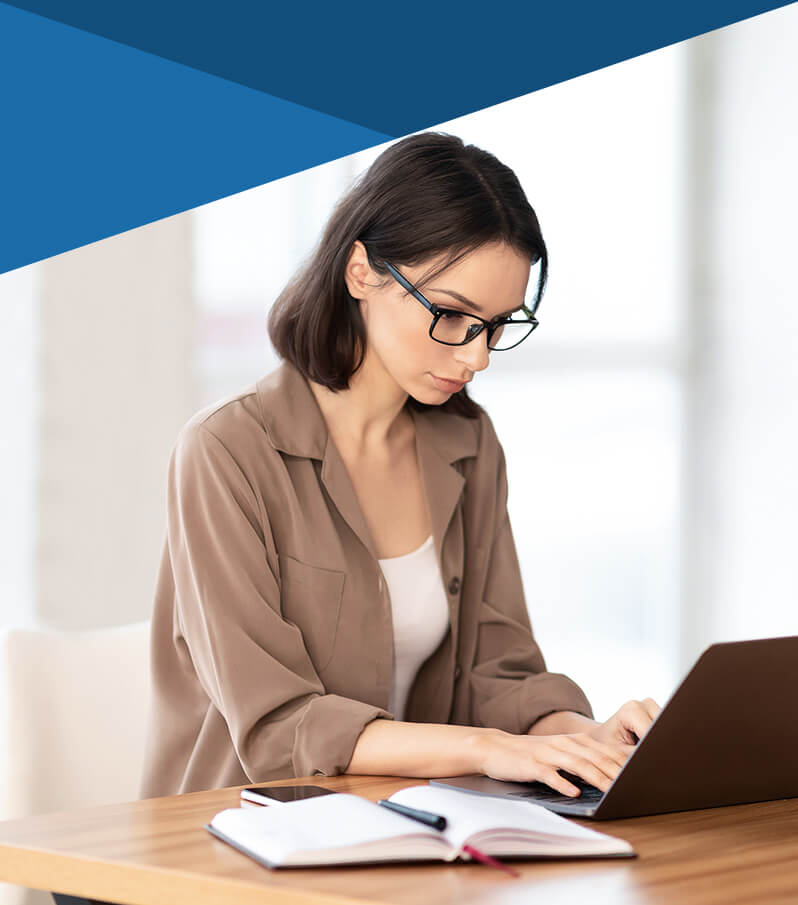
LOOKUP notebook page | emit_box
[389,785,632,854]
[210,793,447,864]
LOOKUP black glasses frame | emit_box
[382,262,540,351]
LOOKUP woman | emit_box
[139,131,661,802]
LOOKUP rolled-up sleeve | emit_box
[167,422,391,779]
[468,415,594,734]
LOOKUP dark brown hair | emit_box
[267,131,548,418]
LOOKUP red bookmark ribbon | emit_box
[461,844,521,878]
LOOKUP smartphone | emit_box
[240,785,336,807]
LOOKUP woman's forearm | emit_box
[346,711,600,778]
[346,712,634,792]
[346,718,498,777]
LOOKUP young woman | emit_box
[139,131,661,802]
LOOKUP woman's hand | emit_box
[471,729,637,797]
[587,698,662,747]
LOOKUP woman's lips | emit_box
[431,374,467,392]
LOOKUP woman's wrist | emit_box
[526,710,599,736]
[463,727,506,774]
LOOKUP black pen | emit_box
[377,799,447,830]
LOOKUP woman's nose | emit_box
[454,331,491,373]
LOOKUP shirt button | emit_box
[447,576,461,595]
[454,664,463,680]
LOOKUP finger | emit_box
[557,756,614,793]
[608,709,639,745]
[634,699,661,736]
[642,697,662,721]
[547,744,618,791]
[559,733,631,769]
[533,744,599,794]
[538,766,581,798]
[621,701,653,742]
[581,736,636,768]
[589,751,623,785]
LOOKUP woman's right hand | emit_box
[471,729,636,796]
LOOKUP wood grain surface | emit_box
[0,774,796,905]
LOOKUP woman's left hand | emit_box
[587,698,662,747]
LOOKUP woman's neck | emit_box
[307,351,411,459]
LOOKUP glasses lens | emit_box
[431,311,485,345]
[487,321,536,351]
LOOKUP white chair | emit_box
[0,621,152,905]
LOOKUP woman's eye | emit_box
[439,310,467,321]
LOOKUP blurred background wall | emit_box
[1,3,796,722]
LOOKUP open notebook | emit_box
[205,784,634,868]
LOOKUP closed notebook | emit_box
[204,784,634,868]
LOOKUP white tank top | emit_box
[377,534,450,721]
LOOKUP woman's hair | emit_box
[268,131,548,418]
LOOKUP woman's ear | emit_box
[344,240,376,301]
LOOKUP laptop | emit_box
[432,635,798,819]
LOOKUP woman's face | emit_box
[346,240,533,404]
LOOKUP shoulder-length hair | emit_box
[268,131,548,419]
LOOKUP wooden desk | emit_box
[0,775,796,905]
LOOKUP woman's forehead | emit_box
[411,244,531,300]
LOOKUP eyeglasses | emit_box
[382,262,540,351]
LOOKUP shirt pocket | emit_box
[278,554,346,674]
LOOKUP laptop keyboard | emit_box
[513,775,605,808]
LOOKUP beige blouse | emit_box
[139,360,593,798]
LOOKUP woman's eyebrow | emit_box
[427,286,484,312]
[427,286,522,317]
